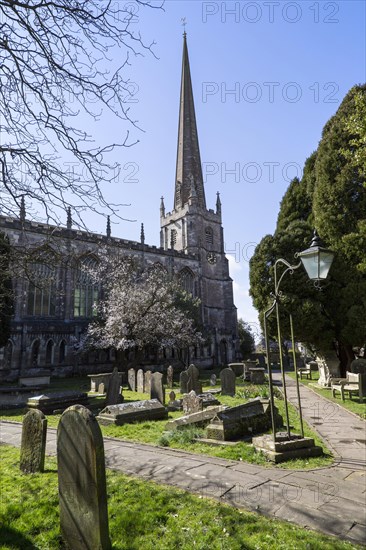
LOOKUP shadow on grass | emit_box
[0,526,38,549]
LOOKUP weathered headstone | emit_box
[169,390,176,403]
[150,372,165,405]
[210,374,217,386]
[57,405,111,550]
[167,365,174,389]
[182,390,203,415]
[105,367,123,406]
[144,370,152,394]
[249,367,265,385]
[20,409,47,473]
[186,364,202,394]
[128,368,136,391]
[180,370,189,394]
[220,367,236,396]
[137,369,145,393]
[99,382,105,395]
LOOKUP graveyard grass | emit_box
[0,377,333,470]
[287,372,366,420]
[0,444,361,550]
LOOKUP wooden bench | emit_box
[297,361,318,380]
[331,372,365,403]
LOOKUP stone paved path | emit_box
[1,375,365,546]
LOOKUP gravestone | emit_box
[249,367,265,385]
[137,369,145,393]
[150,372,165,405]
[57,405,111,550]
[128,368,136,391]
[20,409,47,474]
[97,400,168,425]
[144,371,152,394]
[99,383,105,395]
[105,367,123,406]
[186,364,202,394]
[210,374,217,386]
[169,390,176,403]
[220,368,236,396]
[180,370,189,394]
[167,365,174,389]
[182,390,203,415]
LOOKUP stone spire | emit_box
[174,33,206,211]
[160,196,165,217]
[106,215,111,238]
[140,223,145,245]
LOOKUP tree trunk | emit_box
[338,341,355,377]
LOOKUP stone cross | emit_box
[182,390,203,415]
[220,367,236,396]
[150,372,165,405]
[20,409,47,474]
[105,367,123,406]
[144,370,152,394]
[128,368,136,391]
[137,369,145,393]
[57,405,111,550]
[167,365,174,389]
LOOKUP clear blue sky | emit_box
[77,1,366,336]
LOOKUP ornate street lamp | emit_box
[259,231,335,458]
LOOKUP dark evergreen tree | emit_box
[237,319,255,358]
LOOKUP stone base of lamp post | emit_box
[252,433,323,463]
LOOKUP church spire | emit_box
[174,33,206,210]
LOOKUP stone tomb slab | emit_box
[252,433,323,463]
[57,405,111,550]
[20,409,47,473]
[166,406,226,430]
[27,391,88,414]
[206,398,283,441]
[97,399,168,426]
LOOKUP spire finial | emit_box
[66,207,72,230]
[181,17,187,36]
[19,195,26,222]
[216,191,222,215]
[160,196,165,217]
[106,215,111,238]
[140,223,145,245]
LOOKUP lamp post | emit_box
[264,231,335,443]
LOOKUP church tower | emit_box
[160,33,238,364]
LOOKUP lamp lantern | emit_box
[298,230,335,281]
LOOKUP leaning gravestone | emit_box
[144,370,152,394]
[220,368,236,396]
[128,368,136,391]
[137,369,145,393]
[150,372,165,405]
[105,367,123,406]
[182,390,203,415]
[186,364,202,394]
[57,405,111,550]
[167,365,174,389]
[20,409,47,474]
[180,370,189,394]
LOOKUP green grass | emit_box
[0,444,360,550]
[287,371,366,420]
[0,377,333,469]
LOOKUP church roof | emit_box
[174,33,206,210]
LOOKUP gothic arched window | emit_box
[179,267,195,296]
[31,339,40,367]
[74,256,99,318]
[59,340,66,364]
[205,227,213,246]
[27,259,56,316]
[46,340,54,365]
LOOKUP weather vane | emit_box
[181,17,187,34]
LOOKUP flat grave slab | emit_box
[97,399,168,426]
[27,391,89,414]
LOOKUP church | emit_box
[0,34,239,381]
